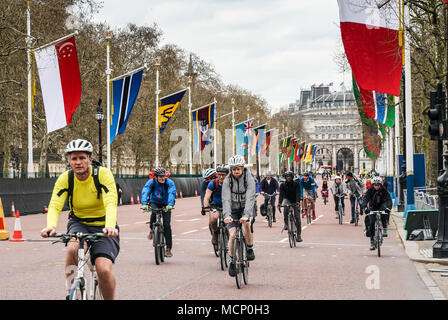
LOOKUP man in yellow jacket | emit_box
[40,139,119,300]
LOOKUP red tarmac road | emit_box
[0,191,434,300]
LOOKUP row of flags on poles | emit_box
[337,0,402,160]
[279,138,318,165]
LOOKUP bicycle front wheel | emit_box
[377,226,382,257]
[267,206,273,228]
[159,229,165,262]
[241,240,249,285]
[153,227,161,265]
[288,215,296,248]
[69,279,85,300]
[93,276,103,300]
[233,237,242,289]
[219,228,226,271]
[338,207,343,225]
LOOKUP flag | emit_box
[158,89,187,134]
[110,69,143,143]
[235,122,248,156]
[193,103,215,152]
[289,139,297,164]
[251,125,266,156]
[305,144,313,163]
[338,0,402,96]
[358,87,395,127]
[295,142,305,162]
[244,119,253,136]
[34,35,81,133]
[311,145,318,163]
[279,136,291,163]
[260,130,271,157]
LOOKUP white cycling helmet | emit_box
[202,168,216,179]
[65,139,93,154]
[334,176,342,181]
[372,176,382,184]
[228,155,245,168]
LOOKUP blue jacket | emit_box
[141,178,176,206]
[260,177,279,194]
[299,176,317,198]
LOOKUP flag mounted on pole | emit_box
[235,118,253,156]
[110,68,144,143]
[358,87,395,127]
[34,34,82,133]
[295,142,305,162]
[192,103,215,152]
[261,130,272,157]
[251,124,266,156]
[158,88,187,134]
[338,0,402,96]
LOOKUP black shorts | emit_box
[226,208,245,230]
[67,219,120,264]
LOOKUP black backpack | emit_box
[57,161,109,215]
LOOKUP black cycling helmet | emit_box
[216,165,229,174]
[154,167,167,177]
[283,171,294,177]
[346,171,353,177]
[303,172,310,177]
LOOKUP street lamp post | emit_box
[95,99,104,164]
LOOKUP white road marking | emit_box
[134,221,147,224]
[120,224,130,227]
[201,226,210,230]
[175,218,200,222]
[302,226,308,230]
[182,229,199,235]
[280,238,289,243]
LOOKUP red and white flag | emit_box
[338,0,402,96]
[34,36,82,133]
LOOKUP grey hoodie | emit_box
[222,168,256,220]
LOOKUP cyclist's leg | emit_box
[65,219,86,295]
[94,257,115,300]
[209,210,219,232]
[350,195,356,220]
[282,200,289,229]
[293,205,302,238]
[271,196,276,220]
[242,221,253,246]
[357,195,364,214]
[334,195,339,218]
[162,209,173,250]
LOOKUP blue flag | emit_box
[235,122,248,156]
[110,69,143,143]
[159,89,187,134]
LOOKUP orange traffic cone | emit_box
[9,210,24,242]
[180,191,183,199]
[136,194,140,204]
[0,197,10,240]
[130,194,135,205]
[11,201,15,217]
[195,190,198,197]
[43,206,48,214]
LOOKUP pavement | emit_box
[391,210,448,300]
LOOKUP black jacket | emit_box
[278,180,300,205]
[362,185,392,211]
[260,177,280,194]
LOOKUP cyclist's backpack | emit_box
[148,178,171,204]
[57,161,109,211]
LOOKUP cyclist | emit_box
[321,177,329,204]
[345,171,364,224]
[260,170,279,222]
[331,176,348,219]
[40,139,119,300]
[380,173,391,194]
[222,155,256,277]
[361,176,392,250]
[277,171,302,241]
[299,172,317,220]
[141,167,177,257]
[203,165,229,246]
[200,168,217,206]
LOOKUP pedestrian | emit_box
[116,183,123,206]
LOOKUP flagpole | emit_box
[232,98,236,155]
[34,32,77,52]
[214,98,217,167]
[26,0,34,178]
[394,96,400,205]
[106,31,112,169]
[188,81,193,174]
[404,3,415,213]
[155,57,160,168]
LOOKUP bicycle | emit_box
[143,207,167,265]
[367,210,388,257]
[321,189,329,205]
[210,206,229,271]
[302,196,313,225]
[281,204,299,248]
[232,219,250,289]
[51,232,107,300]
[335,194,346,225]
[263,193,277,228]
[353,194,361,227]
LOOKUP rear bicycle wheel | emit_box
[233,237,242,289]
[153,227,161,265]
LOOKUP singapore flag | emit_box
[34,36,82,133]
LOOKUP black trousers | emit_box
[364,204,389,240]
[282,200,301,236]
[150,203,173,249]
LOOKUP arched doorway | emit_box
[337,148,354,172]
[316,147,332,167]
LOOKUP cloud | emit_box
[93,0,344,111]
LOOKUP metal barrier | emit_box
[414,187,438,210]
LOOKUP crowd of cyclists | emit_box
[39,138,394,299]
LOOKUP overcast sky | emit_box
[92,0,346,113]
